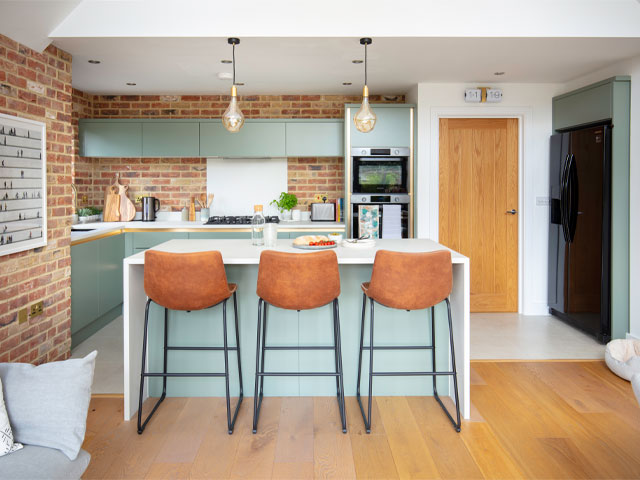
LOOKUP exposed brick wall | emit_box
[73,94,404,211]
[0,35,74,364]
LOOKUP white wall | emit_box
[561,55,640,338]
[412,83,563,315]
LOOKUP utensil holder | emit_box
[200,208,210,222]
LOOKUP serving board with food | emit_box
[292,235,337,250]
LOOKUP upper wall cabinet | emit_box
[347,105,413,148]
[285,122,343,157]
[79,120,142,157]
[142,122,200,157]
[200,122,286,157]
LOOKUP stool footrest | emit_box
[372,371,455,376]
[362,345,433,350]
[166,346,238,351]
[258,372,340,377]
[264,345,335,350]
[142,372,227,377]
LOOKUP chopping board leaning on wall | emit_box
[104,173,136,221]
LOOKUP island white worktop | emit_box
[124,238,468,265]
[122,238,470,423]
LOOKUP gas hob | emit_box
[204,215,280,225]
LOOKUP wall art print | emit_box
[0,113,47,256]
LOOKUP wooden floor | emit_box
[82,361,640,479]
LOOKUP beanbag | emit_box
[604,339,640,381]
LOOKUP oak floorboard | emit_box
[274,397,314,464]
[376,396,440,479]
[345,395,385,435]
[144,462,191,479]
[407,396,484,479]
[314,432,357,479]
[349,432,399,479]
[271,462,314,479]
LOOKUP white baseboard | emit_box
[521,302,551,316]
[626,333,639,340]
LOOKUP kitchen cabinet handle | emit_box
[506,209,517,215]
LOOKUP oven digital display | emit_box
[359,164,402,187]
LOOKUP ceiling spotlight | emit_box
[494,71,505,76]
[352,60,363,64]
[88,60,101,64]
[342,82,352,86]
[221,59,232,64]
[217,72,233,80]
[126,82,136,86]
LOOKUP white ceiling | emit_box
[56,37,640,95]
[2,0,640,94]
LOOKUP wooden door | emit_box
[439,118,518,312]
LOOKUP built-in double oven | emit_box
[350,147,411,239]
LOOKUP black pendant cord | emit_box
[232,43,236,86]
[364,43,368,87]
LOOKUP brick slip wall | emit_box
[73,94,403,210]
[0,34,74,363]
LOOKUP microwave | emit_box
[351,147,410,194]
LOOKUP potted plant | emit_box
[78,207,103,223]
[270,192,298,221]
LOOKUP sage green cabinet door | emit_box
[200,122,286,157]
[79,121,142,157]
[98,234,125,316]
[71,241,99,334]
[285,122,343,156]
[142,122,200,157]
[349,107,412,147]
[552,83,613,131]
[132,232,188,252]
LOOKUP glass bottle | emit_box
[252,204,265,246]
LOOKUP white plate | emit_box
[292,243,337,250]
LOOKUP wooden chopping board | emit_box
[103,186,121,222]
[104,174,136,221]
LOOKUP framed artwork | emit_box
[0,113,47,256]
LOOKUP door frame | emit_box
[428,107,531,314]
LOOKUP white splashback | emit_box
[206,158,287,216]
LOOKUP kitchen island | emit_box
[123,239,470,422]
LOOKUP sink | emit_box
[71,228,96,232]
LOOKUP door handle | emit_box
[506,209,517,215]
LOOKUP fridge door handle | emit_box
[567,153,578,242]
[560,153,570,242]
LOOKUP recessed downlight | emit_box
[342,82,352,86]
[352,59,363,64]
[494,71,505,76]
[221,59,232,64]
[217,72,233,80]
[126,82,136,86]
[88,59,101,64]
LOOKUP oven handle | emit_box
[353,158,406,162]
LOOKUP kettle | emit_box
[141,196,160,222]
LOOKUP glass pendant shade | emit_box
[222,85,245,133]
[354,85,377,133]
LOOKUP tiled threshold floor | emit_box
[73,312,605,394]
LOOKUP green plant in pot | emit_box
[270,192,298,221]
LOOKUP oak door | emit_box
[439,118,518,312]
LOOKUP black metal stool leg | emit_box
[253,299,263,434]
[431,306,437,399]
[138,299,167,434]
[162,307,168,396]
[332,300,341,400]
[333,299,347,433]
[259,302,268,398]
[356,293,366,399]
[432,299,461,432]
[357,295,374,433]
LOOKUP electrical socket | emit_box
[30,301,43,318]
[18,308,28,324]
[135,195,143,203]
[313,193,328,203]
[81,194,88,204]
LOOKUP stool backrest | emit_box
[144,250,231,311]
[367,249,452,310]
[257,250,340,310]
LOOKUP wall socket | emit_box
[81,194,88,204]
[313,193,328,203]
[18,308,28,324]
[135,195,143,203]
[30,301,43,318]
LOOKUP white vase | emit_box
[280,210,292,221]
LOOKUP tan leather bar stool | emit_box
[357,249,461,432]
[253,250,346,433]
[138,250,243,435]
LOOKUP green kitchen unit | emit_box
[79,120,142,157]
[142,121,200,157]
[345,103,415,148]
[71,233,125,347]
[552,76,631,339]
[200,121,286,157]
[285,121,343,157]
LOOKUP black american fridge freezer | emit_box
[548,124,611,343]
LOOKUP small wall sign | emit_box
[0,113,47,256]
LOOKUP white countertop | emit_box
[70,220,346,244]
[124,238,468,265]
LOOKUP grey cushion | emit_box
[0,445,90,480]
[0,351,96,460]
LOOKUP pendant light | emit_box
[353,37,377,133]
[222,38,245,133]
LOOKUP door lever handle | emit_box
[506,209,517,215]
